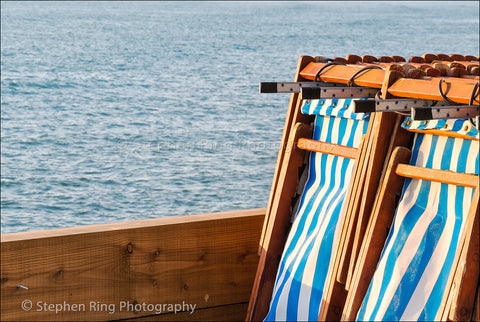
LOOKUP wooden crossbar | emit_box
[396,163,479,188]
[297,138,359,159]
[300,62,385,88]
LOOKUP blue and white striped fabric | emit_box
[265,99,369,321]
[357,121,479,321]
[301,98,369,120]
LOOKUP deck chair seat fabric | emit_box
[357,118,479,322]
[265,99,369,321]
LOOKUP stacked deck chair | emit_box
[247,54,479,322]
[263,98,370,321]
[247,55,411,322]
[254,101,403,322]
[344,117,480,321]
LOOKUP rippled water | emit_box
[1,1,479,233]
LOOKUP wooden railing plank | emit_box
[1,208,265,321]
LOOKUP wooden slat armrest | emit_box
[297,138,359,159]
[395,164,479,188]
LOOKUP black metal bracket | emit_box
[300,86,378,100]
[259,81,341,94]
[412,105,479,120]
[353,98,443,113]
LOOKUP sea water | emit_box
[1,1,479,233]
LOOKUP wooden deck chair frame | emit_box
[247,56,316,321]
[342,142,480,321]
[246,56,409,321]
[246,119,367,321]
[257,55,316,255]
[316,64,416,321]
[318,114,413,321]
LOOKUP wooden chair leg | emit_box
[440,187,479,321]
[335,122,375,284]
[341,146,411,321]
[449,203,479,321]
[474,279,480,321]
[259,56,315,254]
[345,115,413,292]
[319,115,412,321]
[344,112,399,290]
[247,123,312,321]
[317,134,369,322]
[336,117,376,287]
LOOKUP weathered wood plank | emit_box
[1,208,265,321]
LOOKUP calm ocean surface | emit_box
[1,1,479,233]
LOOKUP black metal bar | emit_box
[258,81,340,94]
[412,105,479,120]
[300,87,378,100]
[353,98,442,113]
